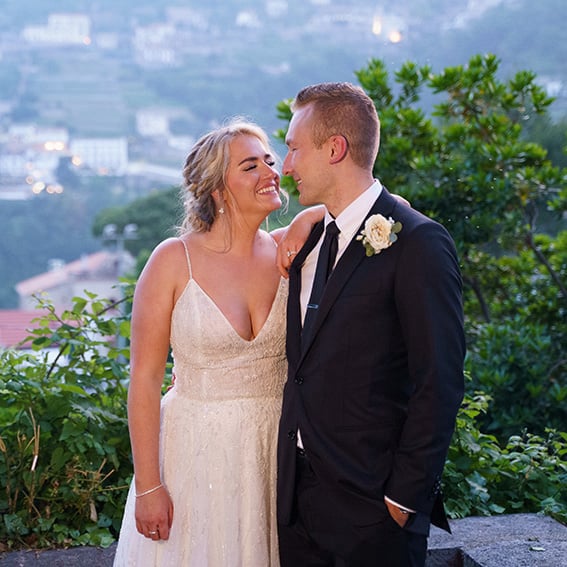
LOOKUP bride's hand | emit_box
[135,485,174,541]
[272,195,409,277]
[274,205,326,278]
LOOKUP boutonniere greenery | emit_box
[356,214,402,257]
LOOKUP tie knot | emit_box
[326,221,339,237]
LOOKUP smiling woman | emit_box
[221,133,284,227]
[112,118,323,567]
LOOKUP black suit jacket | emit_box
[277,189,465,536]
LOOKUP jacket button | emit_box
[294,376,304,385]
[288,430,296,440]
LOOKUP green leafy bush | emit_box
[465,317,567,438]
[0,291,134,550]
[463,232,567,439]
[1,296,565,552]
[444,389,567,524]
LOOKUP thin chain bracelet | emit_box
[135,483,163,498]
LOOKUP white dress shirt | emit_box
[300,180,383,322]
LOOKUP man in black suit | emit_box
[277,82,465,566]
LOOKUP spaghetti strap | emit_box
[178,238,193,280]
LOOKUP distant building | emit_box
[168,135,195,152]
[306,9,376,35]
[2,249,133,352]
[126,161,182,184]
[70,137,128,175]
[15,251,134,312]
[8,124,69,149]
[0,309,54,349]
[0,125,69,198]
[165,7,209,30]
[0,183,31,201]
[265,1,289,18]
[95,33,119,50]
[235,11,261,28]
[133,24,178,66]
[0,100,12,116]
[0,152,28,178]
[136,108,171,138]
[22,13,91,46]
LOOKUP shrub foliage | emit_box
[0,291,134,549]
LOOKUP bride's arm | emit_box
[127,239,180,540]
[271,205,326,277]
[271,194,411,277]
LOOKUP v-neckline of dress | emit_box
[183,277,284,343]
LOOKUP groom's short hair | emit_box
[292,82,380,170]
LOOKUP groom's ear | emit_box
[328,135,348,164]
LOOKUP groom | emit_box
[277,82,466,566]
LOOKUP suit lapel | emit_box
[298,189,398,359]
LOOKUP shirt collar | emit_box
[324,180,383,242]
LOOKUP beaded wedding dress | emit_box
[113,245,287,566]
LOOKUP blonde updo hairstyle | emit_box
[179,118,274,235]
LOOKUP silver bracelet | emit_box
[135,483,163,498]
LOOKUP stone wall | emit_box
[1,514,566,566]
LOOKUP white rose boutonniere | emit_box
[356,214,402,257]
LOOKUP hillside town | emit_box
[0,4,412,202]
[0,1,526,203]
[1,0,565,345]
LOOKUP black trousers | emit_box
[278,451,427,567]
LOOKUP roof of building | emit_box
[15,251,120,296]
[0,309,53,348]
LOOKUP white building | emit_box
[8,124,69,148]
[133,24,177,66]
[0,153,28,178]
[0,125,69,197]
[166,7,209,30]
[70,137,128,175]
[235,11,261,28]
[22,13,91,46]
[136,108,171,137]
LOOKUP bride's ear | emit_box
[212,189,227,214]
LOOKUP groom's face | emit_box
[283,105,331,207]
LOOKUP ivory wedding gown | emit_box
[113,244,287,566]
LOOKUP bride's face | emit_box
[223,135,282,219]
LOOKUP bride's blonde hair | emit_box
[179,118,280,235]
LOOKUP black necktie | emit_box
[302,221,340,340]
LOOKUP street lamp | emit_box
[101,223,138,358]
[102,223,138,277]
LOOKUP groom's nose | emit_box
[282,153,292,176]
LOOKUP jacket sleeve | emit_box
[384,219,465,516]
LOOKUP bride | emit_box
[113,118,320,566]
